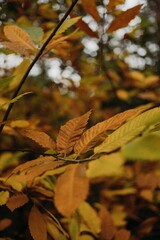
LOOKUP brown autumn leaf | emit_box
[70,13,98,38]
[0,219,12,231]
[114,229,131,240]
[100,206,116,240]
[54,164,89,217]
[56,110,91,155]
[81,0,100,23]
[6,194,29,212]
[18,129,56,150]
[107,0,125,12]
[28,205,47,240]
[1,41,30,56]
[4,25,36,51]
[74,104,151,154]
[107,4,143,32]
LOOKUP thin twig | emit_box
[0,148,97,163]
[0,0,79,135]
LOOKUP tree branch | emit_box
[0,0,79,135]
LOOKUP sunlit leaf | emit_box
[87,153,124,178]
[122,133,160,161]
[74,104,152,154]
[107,4,143,32]
[95,107,160,153]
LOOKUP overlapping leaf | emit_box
[54,164,89,217]
[57,110,91,155]
[3,25,36,55]
[95,107,160,153]
[28,205,47,240]
[107,4,143,32]
[74,104,151,154]
[18,129,56,150]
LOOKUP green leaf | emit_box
[0,76,13,89]
[23,27,44,43]
[0,191,10,206]
[87,153,124,178]
[122,133,160,161]
[69,218,80,240]
[78,202,101,235]
[95,107,160,153]
[0,92,32,110]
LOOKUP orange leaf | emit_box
[6,194,29,212]
[54,164,89,217]
[114,229,131,240]
[4,25,35,51]
[18,129,56,150]
[81,0,100,23]
[74,104,151,154]
[107,0,125,12]
[107,4,143,32]
[56,110,91,155]
[100,206,116,240]
[28,205,47,240]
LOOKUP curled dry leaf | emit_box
[54,164,89,217]
[28,205,47,240]
[6,193,29,212]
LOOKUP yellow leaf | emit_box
[28,205,47,240]
[78,202,101,235]
[54,164,89,217]
[18,128,56,150]
[56,17,81,35]
[9,59,30,90]
[4,25,36,51]
[111,205,127,227]
[11,120,30,128]
[107,4,143,32]
[87,153,124,178]
[6,193,29,212]
[81,0,100,23]
[57,110,91,155]
[0,191,10,206]
[74,104,152,154]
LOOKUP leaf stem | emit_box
[0,0,79,135]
